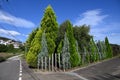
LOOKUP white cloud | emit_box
[74,9,120,44]
[22,34,28,37]
[90,22,120,44]
[74,9,108,26]
[0,10,35,28]
[0,28,21,36]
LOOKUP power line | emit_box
[0,24,21,41]
[0,1,23,42]
[2,1,22,34]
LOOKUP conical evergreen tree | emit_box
[66,20,80,67]
[40,5,58,55]
[38,31,48,57]
[62,33,71,69]
[26,29,42,67]
[97,40,106,59]
[105,37,113,58]
[57,40,63,53]
[89,38,99,62]
[76,40,81,65]
[26,27,39,51]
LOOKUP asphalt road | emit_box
[1,56,120,80]
[74,57,120,80]
[0,56,20,80]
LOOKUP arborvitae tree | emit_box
[76,40,81,65]
[40,5,58,55]
[105,37,113,58]
[57,40,63,53]
[66,20,80,67]
[97,40,106,59]
[26,27,39,51]
[62,33,71,69]
[89,38,99,62]
[26,29,42,67]
[38,31,48,68]
[85,48,90,64]
[38,31,48,57]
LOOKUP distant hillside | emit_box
[0,36,20,43]
[110,44,120,56]
[0,37,10,41]
[0,36,15,41]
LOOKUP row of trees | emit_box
[26,5,113,68]
[0,44,15,52]
[0,44,24,53]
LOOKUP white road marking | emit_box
[20,70,22,73]
[19,60,22,80]
[19,77,22,80]
[64,72,89,80]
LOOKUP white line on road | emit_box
[64,72,89,80]
[19,60,22,80]
[19,77,22,80]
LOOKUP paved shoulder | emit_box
[21,59,39,80]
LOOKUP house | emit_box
[0,39,20,48]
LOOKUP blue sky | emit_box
[0,0,120,44]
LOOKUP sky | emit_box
[0,0,120,44]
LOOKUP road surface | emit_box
[0,55,120,80]
[0,56,20,80]
[74,57,120,80]
[0,55,40,80]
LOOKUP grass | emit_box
[0,53,15,62]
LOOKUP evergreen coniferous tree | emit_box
[26,5,58,67]
[40,5,58,55]
[62,33,71,69]
[26,27,39,51]
[97,40,106,59]
[105,37,113,58]
[76,40,81,65]
[38,31,48,57]
[89,38,99,62]
[66,20,80,67]
[26,29,42,67]
[57,40,63,53]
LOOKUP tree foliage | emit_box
[0,44,8,52]
[57,40,63,53]
[38,31,48,57]
[40,5,58,55]
[26,5,58,67]
[26,29,42,67]
[66,20,80,67]
[26,5,114,69]
[73,25,92,51]
[89,38,99,62]
[105,37,113,58]
[26,27,39,51]
[57,21,69,44]
[62,33,71,69]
